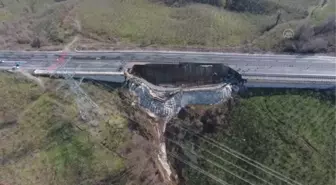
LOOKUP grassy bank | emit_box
[2,0,332,51]
[78,0,273,47]
[0,72,129,185]
[311,0,336,24]
[168,89,335,185]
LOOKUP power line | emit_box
[115,90,265,185]
[166,137,257,185]
[111,97,235,185]
[165,130,275,185]
[178,124,302,185]
[117,101,264,185]
[102,80,300,185]
[168,152,232,185]
[48,54,100,123]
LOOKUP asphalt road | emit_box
[0,51,335,87]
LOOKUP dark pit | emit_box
[129,63,244,87]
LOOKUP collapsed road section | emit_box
[31,60,245,184]
[125,62,245,183]
[125,63,245,121]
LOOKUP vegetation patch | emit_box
[167,89,335,185]
[47,133,95,184]
[311,0,336,24]
[78,0,273,47]
[0,0,333,53]
[0,73,129,185]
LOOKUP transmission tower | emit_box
[49,55,100,123]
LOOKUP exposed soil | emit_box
[165,98,238,185]
[117,91,178,185]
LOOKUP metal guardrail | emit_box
[245,76,336,83]
[243,73,336,79]
[33,69,124,76]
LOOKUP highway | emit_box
[0,50,335,88]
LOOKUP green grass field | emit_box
[0,0,333,50]
[171,89,335,185]
[78,0,274,47]
[0,72,128,185]
[311,0,336,24]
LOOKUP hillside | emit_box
[0,0,334,53]
[0,72,129,185]
[0,72,182,185]
[166,89,335,185]
[0,0,335,184]
[1,72,335,185]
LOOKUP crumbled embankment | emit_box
[125,74,238,184]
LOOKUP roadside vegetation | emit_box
[0,0,335,183]
[167,89,335,185]
[0,72,175,185]
[0,0,334,53]
[311,0,336,24]
[0,0,77,50]
[0,72,129,185]
[78,0,272,48]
